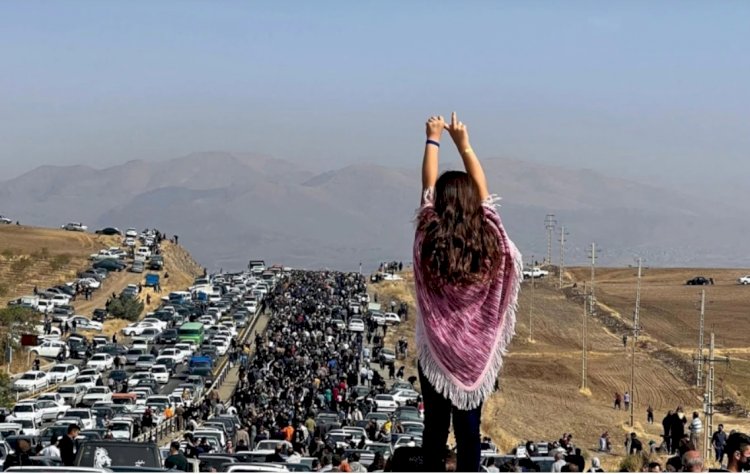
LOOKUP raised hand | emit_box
[445,111,470,151]
[425,116,446,141]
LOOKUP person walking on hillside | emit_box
[614,392,622,410]
[647,404,654,424]
[624,391,631,411]
[414,113,522,472]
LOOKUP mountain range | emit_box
[1,152,747,271]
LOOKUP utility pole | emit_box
[529,254,535,343]
[581,291,588,390]
[544,214,557,266]
[697,289,706,387]
[588,243,598,315]
[559,226,568,289]
[629,257,643,427]
[695,333,728,463]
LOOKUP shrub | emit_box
[107,295,144,322]
[0,284,7,297]
[49,254,72,271]
[1,248,14,260]
[10,257,32,274]
[0,372,13,409]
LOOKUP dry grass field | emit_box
[376,267,750,470]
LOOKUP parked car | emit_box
[348,318,365,332]
[62,222,87,232]
[12,371,49,392]
[81,387,113,406]
[57,384,87,406]
[686,276,712,285]
[523,267,550,279]
[0,215,12,224]
[93,259,126,272]
[47,364,80,383]
[69,315,103,332]
[95,227,122,236]
[130,261,145,273]
[86,353,114,371]
[738,276,750,285]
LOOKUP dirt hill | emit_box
[0,224,203,368]
[374,267,750,471]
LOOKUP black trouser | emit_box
[419,364,482,472]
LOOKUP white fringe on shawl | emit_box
[414,193,523,411]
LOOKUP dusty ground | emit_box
[376,268,750,471]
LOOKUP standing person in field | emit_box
[414,112,522,472]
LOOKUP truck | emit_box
[145,273,160,288]
[189,356,213,376]
[523,267,550,279]
[248,259,266,274]
[149,255,164,270]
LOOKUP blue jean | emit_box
[419,364,482,472]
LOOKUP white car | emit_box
[158,348,186,365]
[348,318,365,332]
[10,402,44,424]
[211,337,230,356]
[141,318,168,332]
[70,315,103,332]
[11,417,41,436]
[245,301,259,314]
[47,364,80,383]
[74,375,98,390]
[37,392,67,406]
[13,371,49,392]
[0,215,12,224]
[29,340,68,359]
[109,417,134,440]
[391,389,420,405]
[136,247,151,259]
[372,394,398,412]
[62,222,87,232]
[125,228,138,238]
[50,294,71,306]
[150,365,169,384]
[128,371,154,387]
[174,344,194,358]
[87,353,114,371]
[122,321,159,336]
[76,277,101,289]
[64,408,96,430]
[82,387,113,406]
[739,276,750,285]
[372,312,401,326]
[124,237,136,247]
[34,399,70,422]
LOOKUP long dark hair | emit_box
[418,171,502,288]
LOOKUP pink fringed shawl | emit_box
[414,189,522,410]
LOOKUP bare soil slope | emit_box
[376,269,750,470]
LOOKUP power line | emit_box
[588,243,600,315]
[629,257,643,427]
[544,214,557,266]
[697,289,706,388]
[558,226,569,289]
[528,254,535,343]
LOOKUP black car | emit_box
[157,328,178,344]
[96,227,122,236]
[93,308,108,322]
[96,344,128,356]
[93,259,126,272]
[148,256,164,270]
[55,285,77,296]
[686,276,712,285]
[110,370,128,383]
[79,270,105,282]
[135,378,159,392]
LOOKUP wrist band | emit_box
[426,139,440,148]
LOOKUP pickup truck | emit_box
[523,267,550,279]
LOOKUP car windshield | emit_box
[20,373,37,380]
[59,386,75,393]
[92,355,107,360]
[68,410,90,419]
[110,422,130,431]
[152,367,167,373]
[90,388,108,393]
[17,419,33,428]
[14,405,32,412]
[51,366,67,373]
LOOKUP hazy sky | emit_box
[1,1,748,196]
